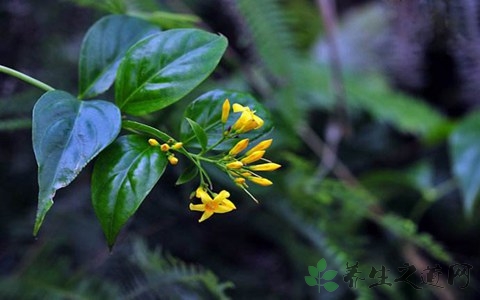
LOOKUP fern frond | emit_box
[121,238,233,300]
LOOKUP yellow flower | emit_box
[189,187,236,222]
[229,138,249,155]
[160,143,170,152]
[148,139,160,147]
[221,99,230,123]
[168,154,178,165]
[172,142,183,150]
[246,139,272,155]
[249,163,281,171]
[231,103,264,133]
[241,150,265,164]
[248,176,273,186]
[226,161,243,169]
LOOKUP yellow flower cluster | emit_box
[189,99,280,222]
[148,138,183,165]
[225,138,281,188]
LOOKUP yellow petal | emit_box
[215,190,231,201]
[248,163,281,171]
[161,143,170,152]
[246,139,273,155]
[189,203,206,212]
[220,199,236,209]
[199,210,214,222]
[232,103,247,112]
[253,114,264,129]
[196,187,212,204]
[214,205,235,213]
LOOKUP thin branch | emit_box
[0,65,54,92]
[316,0,349,173]
[297,124,358,186]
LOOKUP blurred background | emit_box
[1,0,480,299]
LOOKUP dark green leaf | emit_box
[79,15,159,99]
[304,276,317,287]
[115,29,228,115]
[32,90,121,235]
[180,90,272,151]
[176,163,199,185]
[323,281,339,292]
[308,266,318,277]
[91,135,167,247]
[316,258,327,272]
[450,110,480,215]
[185,118,208,151]
[130,11,200,29]
[321,270,337,280]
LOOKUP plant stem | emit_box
[122,119,213,187]
[0,65,54,92]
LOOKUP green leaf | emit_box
[308,266,318,277]
[91,135,167,247]
[321,270,338,280]
[185,118,208,151]
[304,276,317,287]
[450,110,480,215]
[32,90,121,235]
[129,11,200,29]
[323,281,339,292]
[79,15,159,99]
[316,258,327,273]
[115,29,228,115]
[180,90,273,151]
[176,163,199,185]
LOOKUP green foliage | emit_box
[4,1,480,298]
[92,135,167,247]
[0,243,120,300]
[115,29,228,115]
[125,238,233,299]
[450,110,480,215]
[79,15,160,99]
[237,0,304,124]
[345,73,450,140]
[1,12,275,248]
[0,238,232,300]
[32,90,121,235]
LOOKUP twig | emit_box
[297,124,358,186]
[315,0,349,173]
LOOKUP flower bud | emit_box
[241,150,265,164]
[249,163,281,171]
[221,99,230,123]
[229,138,249,155]
[148,139,160,147]
[246,139,273,155]
[226,161,243,169]
[248,176,273,186]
